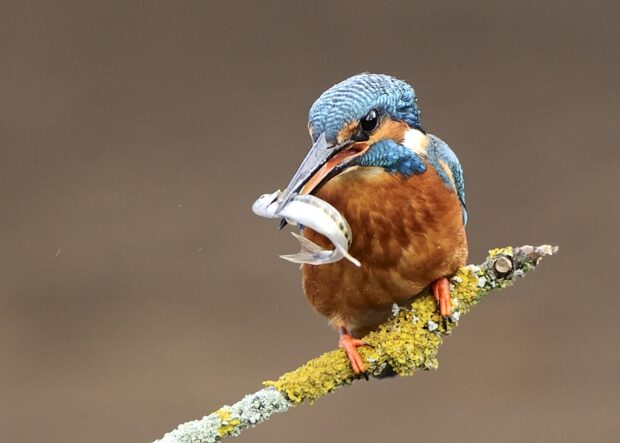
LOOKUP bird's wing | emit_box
[427,134,467,225]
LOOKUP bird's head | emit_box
[278,73,427,211]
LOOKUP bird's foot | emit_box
[338,327,369,377]
[431,277,452,318]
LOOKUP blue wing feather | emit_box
[426,134,468,225]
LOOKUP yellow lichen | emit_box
[265,293,447,403]
[264,348,354,403]
[450,266,487,314]
[216,408,240,437]
[264,247,525,405]
[488,246,513,258]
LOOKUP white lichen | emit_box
[154,387,291,443]
[391,303,400,316]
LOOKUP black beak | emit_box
[276,132,348,213]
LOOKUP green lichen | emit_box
[215,408,240,437]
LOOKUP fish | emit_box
[252,190,361,267]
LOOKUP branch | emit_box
[153,245,558,443]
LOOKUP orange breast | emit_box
[301,164,468,337]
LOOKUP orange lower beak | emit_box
[300,142,369,195]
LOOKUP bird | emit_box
[277,73,468,374]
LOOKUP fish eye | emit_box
[360,109,379,133]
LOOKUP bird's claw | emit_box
[338,328,369,375]
[432,277,452,318]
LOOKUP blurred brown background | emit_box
[1,1,618,442]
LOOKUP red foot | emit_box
[338,327,368,374]
[431,277,452,317]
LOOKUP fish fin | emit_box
[280,253,320,264]
[280,232,360,266]
[279,232,329,264]
[290,232,325,253]
[337,245,362,267]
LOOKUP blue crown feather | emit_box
[308,73,421,143]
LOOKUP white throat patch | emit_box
[402,128,428,157]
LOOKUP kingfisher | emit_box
[277,73,468,374]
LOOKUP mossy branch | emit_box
[153,245,557,443]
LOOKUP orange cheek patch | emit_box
[370,119,409,143]
[336,121,359,143]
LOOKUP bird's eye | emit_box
[360,109,379,133]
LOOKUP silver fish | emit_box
[252,190,361,267]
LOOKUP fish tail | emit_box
[337,245,361,267]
